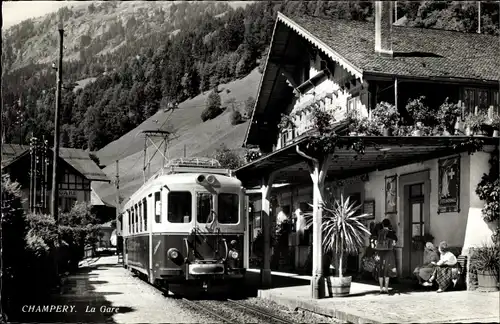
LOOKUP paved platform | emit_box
[248,269,500,323]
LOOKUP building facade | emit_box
[2,143,109,214]
[236,3,499,299]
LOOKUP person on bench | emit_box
[413,242,440,286]
[423,241,457,292]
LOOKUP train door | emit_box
[147,194,154,284]
[243,192,249,269]
[124,209,129,266]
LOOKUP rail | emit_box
[227,299,296,324]
[181,298,233,324]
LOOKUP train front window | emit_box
[197,192,213,223]
[218,193,239,224]
[168,191,192,223]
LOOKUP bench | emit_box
[450,254,467,289]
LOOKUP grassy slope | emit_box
[93,68,261,205]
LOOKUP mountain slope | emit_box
[93,68,261,204]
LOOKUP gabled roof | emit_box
[1,144,109,182]
[1,144,28,167]
[282,13,499,82]
[58,148,109,182]
[243,12,500,147]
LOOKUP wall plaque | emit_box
[385,175,397,214]
[363,200,375,220]
[438,156,460,213]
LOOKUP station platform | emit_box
[246,268,500,323]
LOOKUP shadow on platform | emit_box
[10,261,135,323]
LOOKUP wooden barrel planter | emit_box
[477,270,499,292]
[331,276,352,297]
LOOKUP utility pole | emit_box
[115,160,123,263]
[51,27,64,221]
[51,25,64,285]
[477,1,481,34]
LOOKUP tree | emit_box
[230,110,242,125]
[244,96,256,117]
[212,144,244,169]
[201,88,223,121]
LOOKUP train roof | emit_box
[122,157,242,208]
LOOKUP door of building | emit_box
[408,183,424,275]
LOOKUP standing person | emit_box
[374,218,398,294]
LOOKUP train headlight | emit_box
[170,250,179,259]
[167,248,182,262]
[230,251,239,259]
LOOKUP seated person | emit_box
[423,241,458,292]
[413,242,440,285]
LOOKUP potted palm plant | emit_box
[473,244,500,292]
[304,194,371,296]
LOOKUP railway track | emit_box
[179,297,296,324]
[227,299,296,324]
[181,298,233,323]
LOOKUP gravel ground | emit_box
[237,298,342,323]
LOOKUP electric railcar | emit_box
[120,158,249,291]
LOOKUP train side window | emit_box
[135,204,139,233]
[139,201,143,232]
[168,191,192,223]
[197,192,213,223]
[128,209,131,234]
[154,192,161,223]
[131,208,135,234]
[143,198,147,231]
[218,193,239,224]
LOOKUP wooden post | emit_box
[296,145,330,299]
[308,156,329,299]
[260,172,276,288]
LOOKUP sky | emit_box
[2,1,84,29]
[2,1,252,29]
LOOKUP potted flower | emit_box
[490,114,500,137]
[304,194,371,296]
[436,99,462,136]
[465,111,488,136]
[278,113,295,132]
[372,102,400,136]
[405,96,437,131]
[473,244,500,292]
[411,233,434,250]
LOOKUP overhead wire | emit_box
[111,97,250,162]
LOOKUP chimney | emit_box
[374,1,393,57]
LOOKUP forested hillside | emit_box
[2,1,499,159]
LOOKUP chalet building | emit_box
[235,2,499,299]
[2,143,110,214]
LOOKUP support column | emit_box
[260,172,276,288]
[308,156,329,299]
[296,145,330,299]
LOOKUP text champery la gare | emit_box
[22,305,76,313]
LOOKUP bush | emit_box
[201,88,223,122]
[212,144,244,169]
[230,110,242,125]
[1,176,29,317]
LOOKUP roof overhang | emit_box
[243,12,364,148]
[236,136,498,188]
[364,71,500,86]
